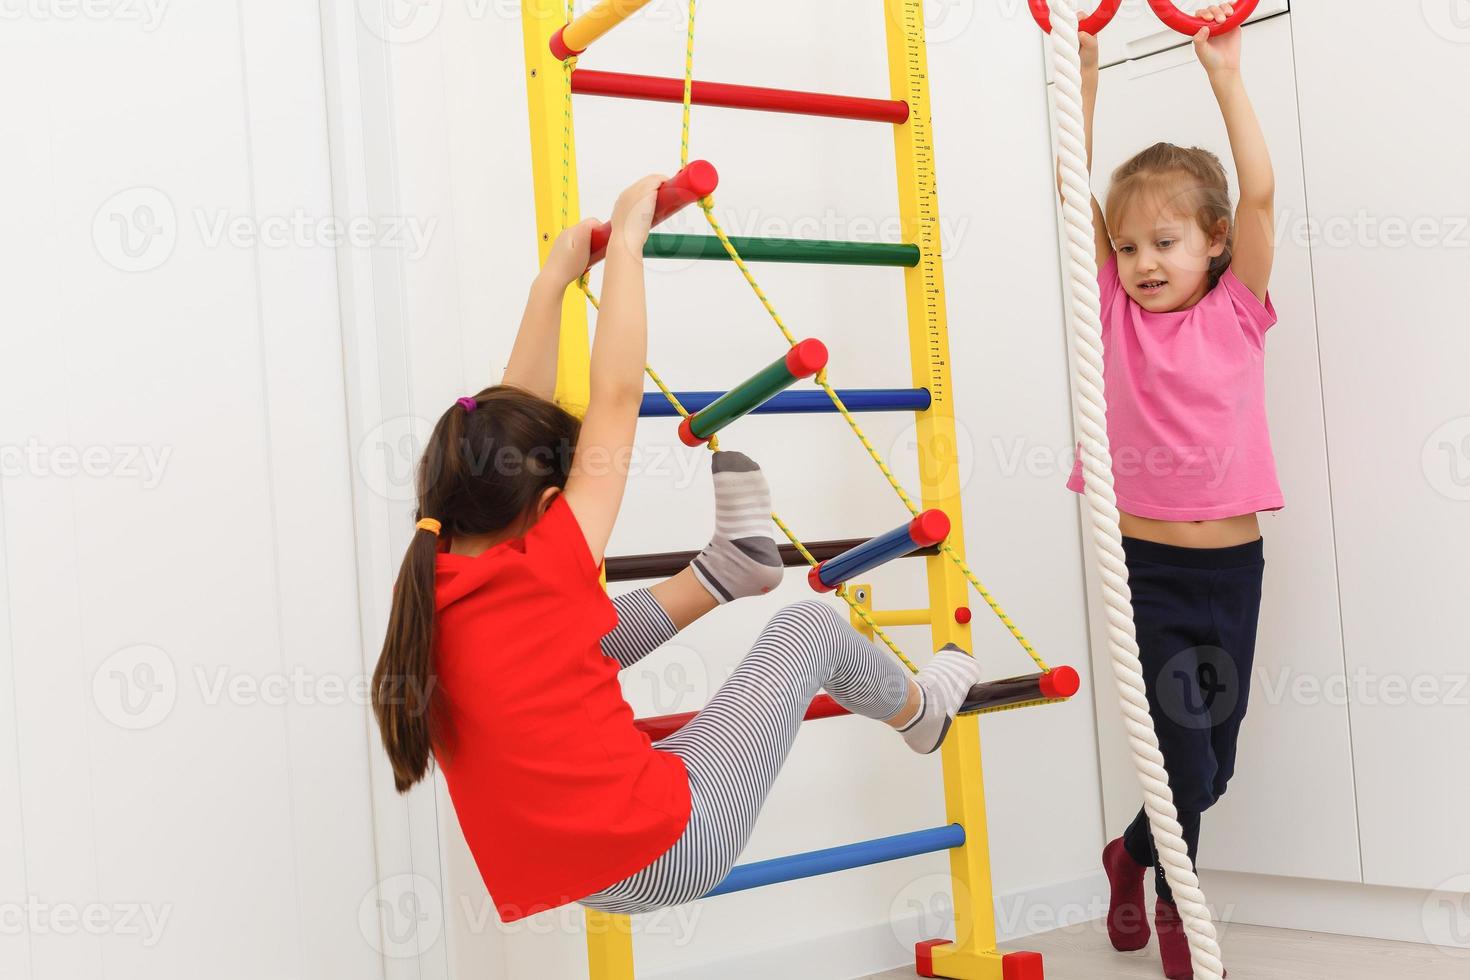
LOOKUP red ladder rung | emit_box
[572,68,910,125]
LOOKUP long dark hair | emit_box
[1106,142,1236,288]
[371,385,581,792]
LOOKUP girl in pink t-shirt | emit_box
[1066,7,1278,978]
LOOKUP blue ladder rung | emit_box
[640,388,931,418]
[704,823,965,898]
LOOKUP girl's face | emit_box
[1111,202,1227,313]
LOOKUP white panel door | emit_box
[1073,15,1361,882]
[1096,0,1290,69]
[1043,0,1289,79]
[1291,2,1470,891]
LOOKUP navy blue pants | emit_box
[1119,536,1264,905]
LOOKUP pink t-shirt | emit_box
[1066,256,1285,521]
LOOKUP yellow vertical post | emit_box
[883,1,1004,977]
[523,0,593,418]
[522,3,635,978]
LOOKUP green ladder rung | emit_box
[644,233,920,267]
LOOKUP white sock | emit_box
[690,452,784,603]
[897,644,983,755]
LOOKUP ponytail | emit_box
[373,521,442,793]
[370,385,581,794]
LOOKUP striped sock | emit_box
[690,452,783,604]
[897,644,983,754]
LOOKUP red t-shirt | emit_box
[431,495,692,922]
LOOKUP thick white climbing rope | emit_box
[1045,3,1225,978]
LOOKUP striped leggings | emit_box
[579,591,913,915]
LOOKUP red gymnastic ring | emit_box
[1145,0,1261,37]
[1029,0,1124,35]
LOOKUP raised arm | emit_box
[1194,4,1275,302]
[562,175,663,565]
[1057,32,1112,268]
[500,218,598,398]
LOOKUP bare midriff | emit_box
[1119,511,1261,549]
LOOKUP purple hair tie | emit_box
[456,396,478,413]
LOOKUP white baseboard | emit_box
[1205,869,1470,951]
[642,871,1110,980]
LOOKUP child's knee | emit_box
[767,599,841,635]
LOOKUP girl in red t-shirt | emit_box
[370,176,983,921]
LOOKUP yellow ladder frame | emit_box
[519,0,1010,975]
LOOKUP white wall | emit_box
[2,4,382,980]
[333,0,1108,977]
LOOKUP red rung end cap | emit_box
[678,416,708,448]
[785,339,828,379]
[1039,666,1081,700]
[954,606,972,625]
[674,159,720,199]
[1002,950,1045,980]
[915,939,951,978]
[808,564,835,593]
[908,509,951,548]
[549,26,582,61]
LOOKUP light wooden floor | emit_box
[864,921,1466,979]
